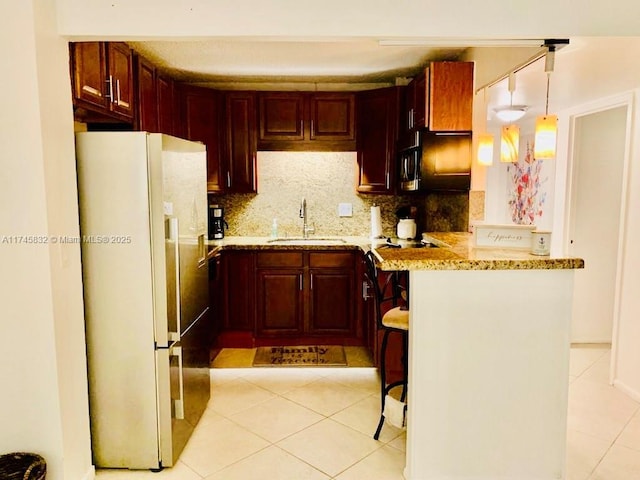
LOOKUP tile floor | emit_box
[96,344,640,480]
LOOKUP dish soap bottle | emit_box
[271,218,278,238]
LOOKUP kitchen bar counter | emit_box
[372,232,584,271]
[394,234,584,480]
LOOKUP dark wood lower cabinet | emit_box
[216,249,364,347]
[257,269,303,336]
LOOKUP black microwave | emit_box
[397,131,471,192]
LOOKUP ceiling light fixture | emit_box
[494,72,528,123]
[534,45,558,160]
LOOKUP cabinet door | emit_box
[412,71,427,130]
[222,251,255,331]
[157,75,175,136]
[356,87,398,194]
[307,252,356,335]
[309,93,355,142]
[180,85,223,193]
[429,61,474,131]
[258,92,305,142]
[135,56,158,132]
[256,269,304,336]
[225,92,257,193]
[107,43,134,119]
[308,269,355,335]
[71,42,109,110]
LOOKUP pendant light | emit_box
[494,73,528,123]
[477,87,494,166]
[534,46,558,159]
[501,124,520,163]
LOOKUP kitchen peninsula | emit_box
[373,232,584,480]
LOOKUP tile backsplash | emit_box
[209,151,471,237]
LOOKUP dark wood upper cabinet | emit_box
[71,42,134,122]
[71,42,108,111]
[107,43,134,119]
[428,61,474,131]
[134,55,158,132]
[401,61,474,133]
[179,85,223,193]
[258,92,305,142]
[309,93,355,142]
[224,92,257,193]
[257,92,356,151]
[157,75,176,136]
[356,87,399,194]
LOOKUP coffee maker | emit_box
[208,204,228,240]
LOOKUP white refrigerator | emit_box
[76,132,211,469]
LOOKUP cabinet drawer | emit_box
[257,252,304,268]
[309,252,354,268]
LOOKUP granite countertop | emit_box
[372,232,585,271]
[205,233,584,271]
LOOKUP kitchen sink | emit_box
[267,237,347,245]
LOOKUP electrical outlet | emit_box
[338,203,353,217]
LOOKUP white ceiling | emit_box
[127,38,467,90]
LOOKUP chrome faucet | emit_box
[299,197,315,238]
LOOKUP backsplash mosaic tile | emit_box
[209,151,470,237]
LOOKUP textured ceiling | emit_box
[127,38,466,90]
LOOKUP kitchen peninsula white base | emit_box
[404,269,575,480]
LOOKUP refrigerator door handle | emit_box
[170,344,185,420]
[168,217,181,342]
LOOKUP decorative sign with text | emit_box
[472,223,536,249]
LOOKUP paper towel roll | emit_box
[370,205,383,238]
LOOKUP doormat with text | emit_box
[253,345,347,367]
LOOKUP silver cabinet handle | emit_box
[386,171,390,189]
[300,119,303,136]
[299,274,303,291]
[362,280,371,300]
[116,79,121,105]
[170,345,185,420]
[310,273,313,290]
[227,171,231,188]
[106,75,114,102]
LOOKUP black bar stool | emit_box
[364,250,409,440]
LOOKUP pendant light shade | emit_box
[477,133,495,166]
[501,125,519,163]
[534,45,558,160]
[534,114,558,159]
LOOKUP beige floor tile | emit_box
[180,416,269,477]
[95,461,200,479]
[241,367,325,394]
[277,418,381,477]
[387,432,406,452]
[211,348,256,368]
[328,367,381,395]
[615,410,640,451]
[334,445,406,480]
[203,445,330,480]
[580,352,612,386]
[282,376,371,416]
[590,444,640,479]
[229,395,324,443]
[331,394,404,443]
[209,377,275,417]
[565,429,612,480]
[567,378,639,443]
[344,346,375,367]
[570,345,610,377]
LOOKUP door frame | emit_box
[554,91,634,383]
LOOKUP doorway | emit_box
[567,103,630,344]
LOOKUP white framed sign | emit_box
[472,223,536,249]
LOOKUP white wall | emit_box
[0,1,93,479]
